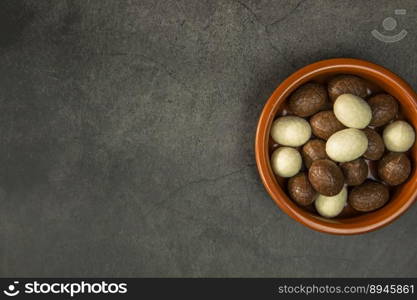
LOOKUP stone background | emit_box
[0,0,416,277]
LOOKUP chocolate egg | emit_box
[349,180,389,212]
[308,159,344,196]
[288,83,328,117]
[383,120,415,152]
[326,128,368,163]
[310,110,345,140]
[287,172,317,206]
[333,94,372,129]
[328,75,369,102]
[301,139,328,168]
[368,94,398,127]
[271,147,303,178]
[378,152,411,186]
[363,128,385,160]
[340,158,368,186]
[315,186,347,218]
[271,116,312,147]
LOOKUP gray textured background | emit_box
[0,0,416,277]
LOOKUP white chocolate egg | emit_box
[315,186,347,218]
[334,94,372,129]
[271,116,311,147]
[326,128,368,162]
[383,120,415,152]
[270,147,302,177]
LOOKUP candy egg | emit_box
[349,180,389,212]
[334,94,372,129]
[308,159,344,196]
[340,158,368,186]
[368,94,398,127]
[287,172,317,206]
[310,110,345,140]
[383,120,415,152]
[326,128,368,162]
[288,83,328,117]
[328,75,368,102]
[270,147,302,177]
[378,152,411,186]
[315,186,347,218]
[363,128,385,160]
[301,139,328,168]
[270,116,311,147]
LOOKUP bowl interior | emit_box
[257,59,417,234]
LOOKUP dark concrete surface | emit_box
[0,0,416,277]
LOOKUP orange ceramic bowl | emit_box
[255,58,417,235]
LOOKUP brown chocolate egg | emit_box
[308,159,344,196]
[378,152,411,186]
[340,158,368,186]
[328,75,369,102]
[310,110,345,140]
[363,128,385,160]
[288,83,328,117]
[301,139,328,168]
[349,180,389,212]
[287,172,317,206]
[368,94,398,127]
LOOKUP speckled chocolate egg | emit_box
[310,110,345,140]
[308,159,344,196]
[363,128,385,160]
[340,158,368,186]
[287,172,317,206]
[368,94,398,127]
[378,152,411,186]
[328,75,369,102]
[301,139,328,168]
[349,180,389,212]
[288,83,328,117]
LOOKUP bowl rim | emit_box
[255,58,417,235]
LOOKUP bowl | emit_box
[255,58,417,235]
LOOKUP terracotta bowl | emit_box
[255,58,417,235]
